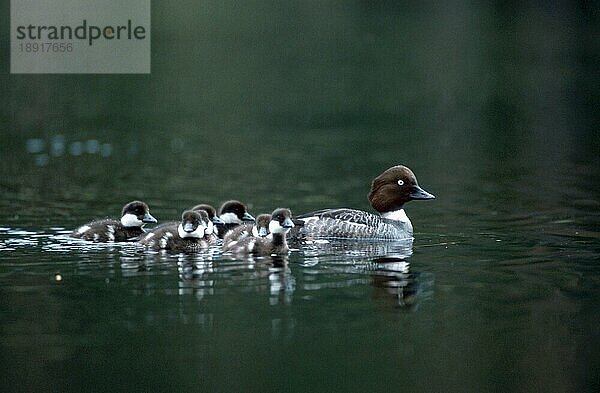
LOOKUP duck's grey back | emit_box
[296,208,413,240]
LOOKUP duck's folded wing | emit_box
[297,208,381,227]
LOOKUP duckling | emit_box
[222,213,271,248]
[191,203,224,236]
[216,200,255,238]
[140,210,217,252]
[223,208,295,256]
[71,200,157,242]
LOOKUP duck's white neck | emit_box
[381,209,410,224]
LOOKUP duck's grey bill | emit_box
[211,216,225,225]
[410,185,435,200]
[143,213,158,223]
[282,218,295,228]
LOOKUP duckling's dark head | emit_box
[253,213,272,237]
[219,200,255,224]
[178,210,207,239]
[269,208,295,234]
[121,200,157,227]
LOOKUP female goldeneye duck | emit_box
[216,200,255,238]
[223,208,295,256]
[140,210,217,252]
[294,165,435,240]
[70,200,157,242]
[222,213,272,249]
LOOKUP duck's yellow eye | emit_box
[397,179,404,186]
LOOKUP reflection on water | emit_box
[300,238,414,259]
[296,238,430,309]
[370,256,434,310]
[1,227,429,312]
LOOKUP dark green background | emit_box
[1,2,598,392]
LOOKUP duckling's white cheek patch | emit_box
[121,213,143,227]
[76,225,91,235]
[252,227,259,237]
[205,222,214,236]
[178,224,204,239]
[191,225,205,238]
[220,212,241,224]
[269,221,288,235]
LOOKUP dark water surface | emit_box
[1,2,599,392]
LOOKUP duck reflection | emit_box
[369,256,433,310]
[300,238,414,259]
[267,256,295,305]
[117,237,431,310]
[176,253,295,304]
[177,258,215,299]
[300,238,432,310]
